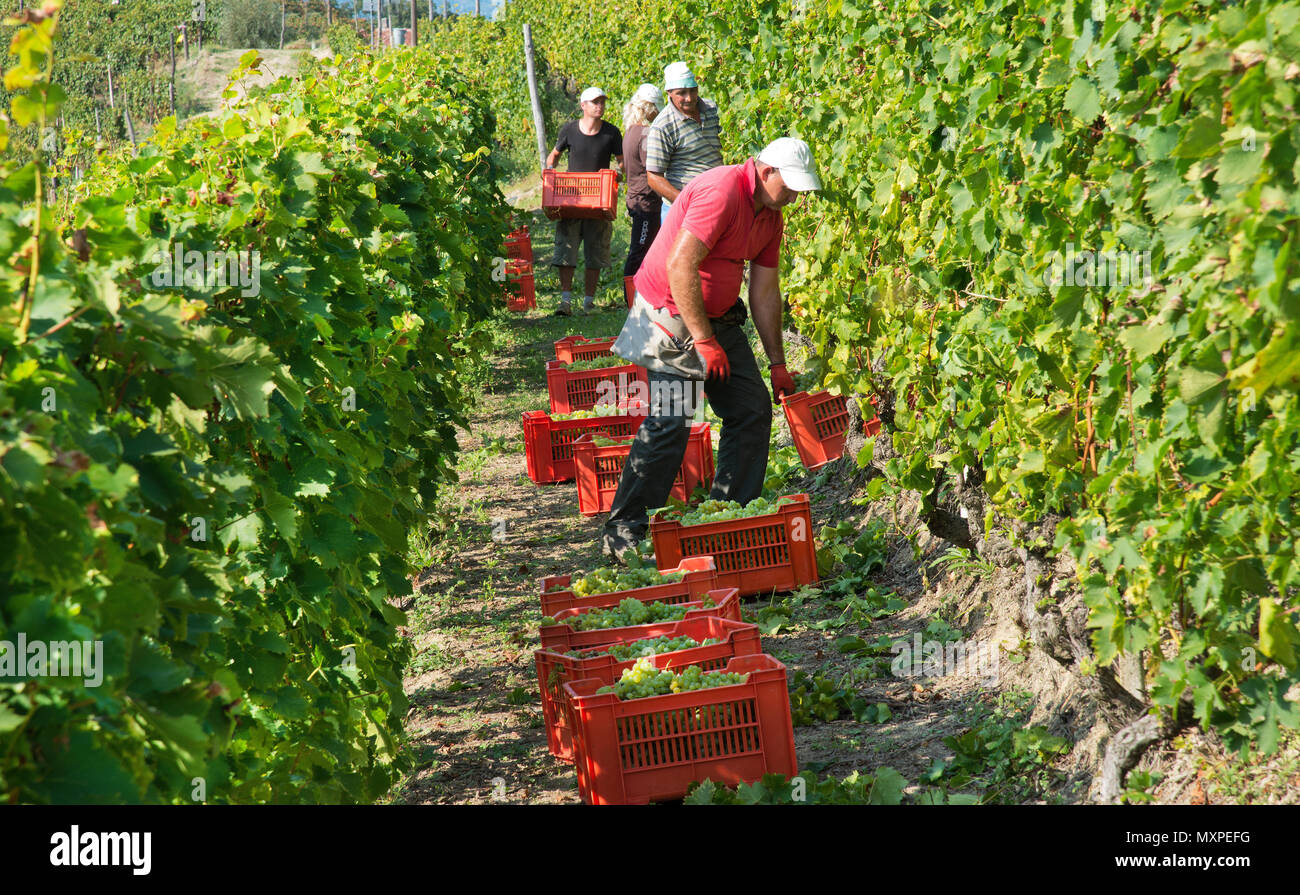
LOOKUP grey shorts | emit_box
[552,218,613,269]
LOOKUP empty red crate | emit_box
[522,406,649,484]
[539,586,741,652]
[542,169,619,221]
[505,260,536,312]
[650,493,818,597]
[505,226,533,262]
[539,555,718,617]
[536,615,763,762]
[624,275,635,308]
[546,359,648,415]
[781,389,850,469]
[563,654,798,804]
[864,396,881,436]
[572,423,714,516]
[554,335,616,364]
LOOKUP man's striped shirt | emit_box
[645,97,723,192]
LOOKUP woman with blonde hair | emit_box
[622,83,664,278]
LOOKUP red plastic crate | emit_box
[505,260,536,312]
[538,555,718,617]
[522,406,649,484]
[554,335,616,364]
[650,493,818,597]
[864,396,882,437]
[563,654,798,804]
[624,275,635,308]
[546,359,649,415]
[542,169,618,221]
[505,226,533,262]
[782,390,882,467]
[572,423,714,516]
[781,389,849,469]
[536,615,763,763]
[539,587,742,652]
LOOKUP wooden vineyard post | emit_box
[523,24,548,174]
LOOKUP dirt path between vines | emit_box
[387,263,1075,803]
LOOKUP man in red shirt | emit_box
[603,138,822,560]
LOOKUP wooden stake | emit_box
[122,100,137,150]
[523,24,548,173]
[1125,359,1138,472]
[169,30,177,117]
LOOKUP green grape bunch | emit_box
[594,657,749,700]
[564,355,630,372]
[542,595,716,631]
[674,495,799,526]
[569,635,722,660]
[546,566,685,598]
[549,404,625,421]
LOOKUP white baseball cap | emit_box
[579,86,607,103]
[663,62,697,90]
[632,83,663,107]
[757,137,822,192]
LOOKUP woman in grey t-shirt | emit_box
[622,84,663,278]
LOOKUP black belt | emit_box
[709,300,748,326]
[660,298,747,325]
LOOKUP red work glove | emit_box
[769,363,797,402]
[694,336,731,381]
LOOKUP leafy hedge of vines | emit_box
[1,6,508,803]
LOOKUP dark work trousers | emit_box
[602,311,772,551]
[623,209,662,278]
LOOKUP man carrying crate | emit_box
[546,87,624,316]
[602,138,822,562]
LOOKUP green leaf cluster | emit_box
[684,767,908,804]
[0,30,509,803]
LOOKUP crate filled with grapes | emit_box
[538,586,741,652]
[539,555,718,617]
[522,403,649,484]
[650,493,819,597]
[572,423,713,516]
[554,334,617,364]
[545,358,649,415]
[534,615,762,762]
[562,654,798,804]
